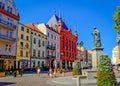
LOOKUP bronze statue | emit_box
[92,27,101,48]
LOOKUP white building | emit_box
[26,24,47,69]
[36,17,60,68]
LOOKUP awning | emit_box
[21,59,30,62]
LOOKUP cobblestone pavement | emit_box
[0,72,72,86]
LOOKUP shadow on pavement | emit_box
[0,82,16,86]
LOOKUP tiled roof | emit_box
[26,23,43,33]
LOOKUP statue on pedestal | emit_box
[92,27,101,48]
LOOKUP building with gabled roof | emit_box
[45,11,78,69]
[36,18,60,69]
[26,24,47,69]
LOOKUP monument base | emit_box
[92,47,103,69]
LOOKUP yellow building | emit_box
[16,23,31,69]
[112,46,120,64]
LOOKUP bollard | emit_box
[77,76,81,86]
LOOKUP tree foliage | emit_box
[97,55,117,86]
[113,6,120,33]
[72,61,82,75]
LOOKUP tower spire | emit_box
[54,9,56,15]
[74,25,77,34]
[58,8,62,22]
[59,8,61,19]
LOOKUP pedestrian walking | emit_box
[37,67,41,77]
[49,68,53,78]
[20,68,24,77]
[53,69,56,78]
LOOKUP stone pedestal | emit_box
[92,47,103,69]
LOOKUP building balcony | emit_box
[0,34,16,42]
[47,55,56,59]
[47,45,56,50]
[0,8,20,21]
[0,18,16,30]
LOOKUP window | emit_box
[54,36,56,40]
[6,31,12,37]
[2,3,5,9]
[38,50,40,57]
[20,42,23,48]
[26,29,29,33]
[26,51,28,57]
[7,6,9,12]
[38,40,41,45]
[47,32,50,37]
[38,61,40,67]
[48,41,50,45]
[20,50,23,56]
[0,2,2,8]
[51,42,53,46]
[54,44,56,48]
[26,36,29,41]
[5,44,11,52]
[57,44,59,49]
[33,38,36,44]
[42,41,44,46]
[47,51,49,56]
[42,51,44,57]
[38,34,41,37]
[33,49,36,57]
[21,34,24,39]
[51,34,53,39]
[57,52,60,58]
[21,26,24,31]
[26,43,29,48]
[10,8,12,13]
[9,45,11,52]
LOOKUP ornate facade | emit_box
[46,12,78,69]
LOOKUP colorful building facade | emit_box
[17,23,31,69]
[112,46,120,64]
[77,42,88,68]
[36,23,60,68]
[26,24,47,69]
[0,0,20,71]
[46,12,78,69]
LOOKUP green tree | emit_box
[72,61,82,75]
[97,55,117,86]
[113,6,120,33]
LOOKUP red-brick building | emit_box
[47,12,78,69]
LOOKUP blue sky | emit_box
[14,0,120,57]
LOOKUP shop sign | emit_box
[0,55,16,59]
